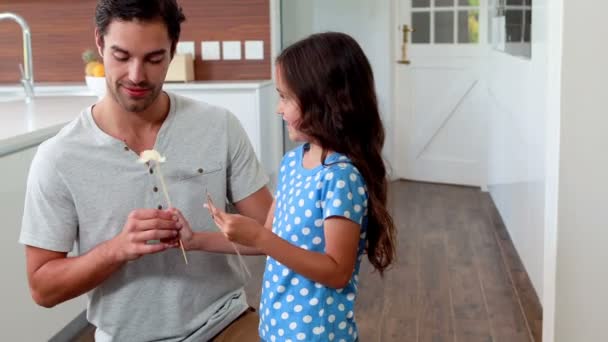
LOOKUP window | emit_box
[489,0,532,57]
[505,0,531,43]
[411,0,480,44]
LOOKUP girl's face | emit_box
[276,65,307,143]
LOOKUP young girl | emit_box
[175,32,396,342]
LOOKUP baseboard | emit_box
[480,192,543,342]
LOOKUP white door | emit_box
[393,0,488,187]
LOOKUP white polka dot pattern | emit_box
[259,145,367,341]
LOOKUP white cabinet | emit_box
[0,147,87,341]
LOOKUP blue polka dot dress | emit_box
[259,143,368,342]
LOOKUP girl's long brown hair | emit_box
[277,32,396,274]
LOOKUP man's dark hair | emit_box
[95,0,186,55]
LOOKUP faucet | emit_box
[0,12,34,103]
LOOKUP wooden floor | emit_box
[245,181,542,342]
[73,181,542,342]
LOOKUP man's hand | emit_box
[168,208,195,250]
[109,208,181,262]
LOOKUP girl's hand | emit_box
[205,200,267,248]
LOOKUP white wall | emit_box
[280,0,395,171]
[1,147,87,340]
[280,0,314,48]
[541,1,563,341]
[485,0,552,299]
[550,1,608,340]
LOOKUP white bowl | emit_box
[85,76,107,99]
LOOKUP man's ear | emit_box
[95,28,104,57]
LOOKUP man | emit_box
[19,1,272,341]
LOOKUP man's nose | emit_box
[128,60,145,84]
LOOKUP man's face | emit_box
[96,19,172,113]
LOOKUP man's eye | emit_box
[114,55,128,62]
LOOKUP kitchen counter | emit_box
[0,95,98,157]
[0,80,274,95]
[0,80,274,157]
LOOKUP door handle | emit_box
[397,24,415,64]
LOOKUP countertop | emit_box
[0,80,274,95]
[0,96,98,157]
[0,80,273,157]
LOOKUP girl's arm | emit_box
[255,216,360,289]
[208,202,361,289]
[183,231,261,255]
[173,199,276,255]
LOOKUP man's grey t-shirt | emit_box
[19,92,268,341]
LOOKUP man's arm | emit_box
[27,243,123,308]
[26,209,179,308]
[233,186,273,225]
